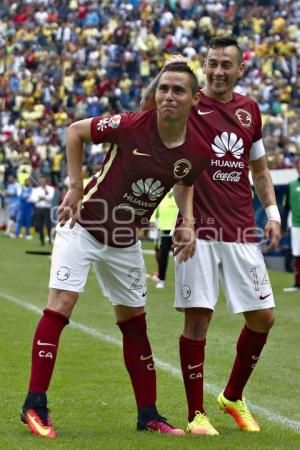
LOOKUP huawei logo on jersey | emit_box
[132,178,165,201]
[212,132,244,160]
[235,109,252,128]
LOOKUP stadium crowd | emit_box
[0,0,300,234]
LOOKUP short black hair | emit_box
[208,36,243,64]
[159,62,199,95]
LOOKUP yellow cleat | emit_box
[217,392,260,432]
[187,411,219,435]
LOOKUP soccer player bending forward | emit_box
[20,63,212,439]
[141,37,281,435]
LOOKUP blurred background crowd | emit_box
[0,0,300,236]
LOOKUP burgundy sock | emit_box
[180,335,205,421]
[294,256,300,286]
[29,308,69,393]
[117,313,156,409]
[224,325,268,401]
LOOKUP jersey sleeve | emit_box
[90,114,124,144]
[249,101,265,161]
[249,138,266,161]
[252,101,263,143]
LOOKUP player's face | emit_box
[155,72,199,122]
[203,46,244,101]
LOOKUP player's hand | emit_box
[263,220,281,253]
[57,186,84,228]
[164,55,187,68]
[172,223,196,263]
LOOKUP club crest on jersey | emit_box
[116,203,148,216]
[96,114,121,132]
[212,132,244,160]
[132,178,165,201]
[174,159,192,179]
[235,109,252,128]
[181,284,192,300]
[56,266,70,281]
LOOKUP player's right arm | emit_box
[58,118,92,228]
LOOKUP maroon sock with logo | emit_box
[28,308,69,393]
[294,256,300,286]
[117,313,156,408]
[224,325,268,401]
[180,335,205,421]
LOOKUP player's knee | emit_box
[184,316,210,340]
[245,308,275,332]
[265,312,275,331]
[260,308,275,331]
[47,288,79,318]
[184,308,212,339]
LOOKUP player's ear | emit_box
[202,58,207,74]
[192,91,200,106]
[237,62,245,79]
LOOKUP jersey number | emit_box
[250,268,269,292]
[129,267,144,290]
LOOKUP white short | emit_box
[49,223,147,307]
[291,226,300,256]
[175,239,275,314]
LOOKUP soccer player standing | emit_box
[20,63,211,439]
[141,37,281,435]
[283,158,300,292]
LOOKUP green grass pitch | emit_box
[0,235,300,450]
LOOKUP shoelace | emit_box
[193,411,210,426]
[149,415,174,431]
[236,400,253,421]
[194,411,213,428]
[34,407,51,426]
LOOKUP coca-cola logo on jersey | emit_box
[210,132,245,183]
[212,170,242,182]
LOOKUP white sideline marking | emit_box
[142,249,155,255]
[1,292,300,434]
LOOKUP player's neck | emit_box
[157,120,187,149]
[202,87,233,103]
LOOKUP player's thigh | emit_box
[291,227,300,256]
[220,242,275,314]
[174,239,219,310]
[49,223,92,293]
[93,240,147,307]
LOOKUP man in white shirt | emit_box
[31,176,55,245]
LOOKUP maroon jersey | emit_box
[78,110,210,247]
[190,91,264,243]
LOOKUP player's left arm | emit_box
[250,155,281,252]
[172,181,195,262]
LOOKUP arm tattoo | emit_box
[254,174,275,207]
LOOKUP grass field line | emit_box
[1,291,300,435]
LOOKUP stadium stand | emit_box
[0,0,299,228]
